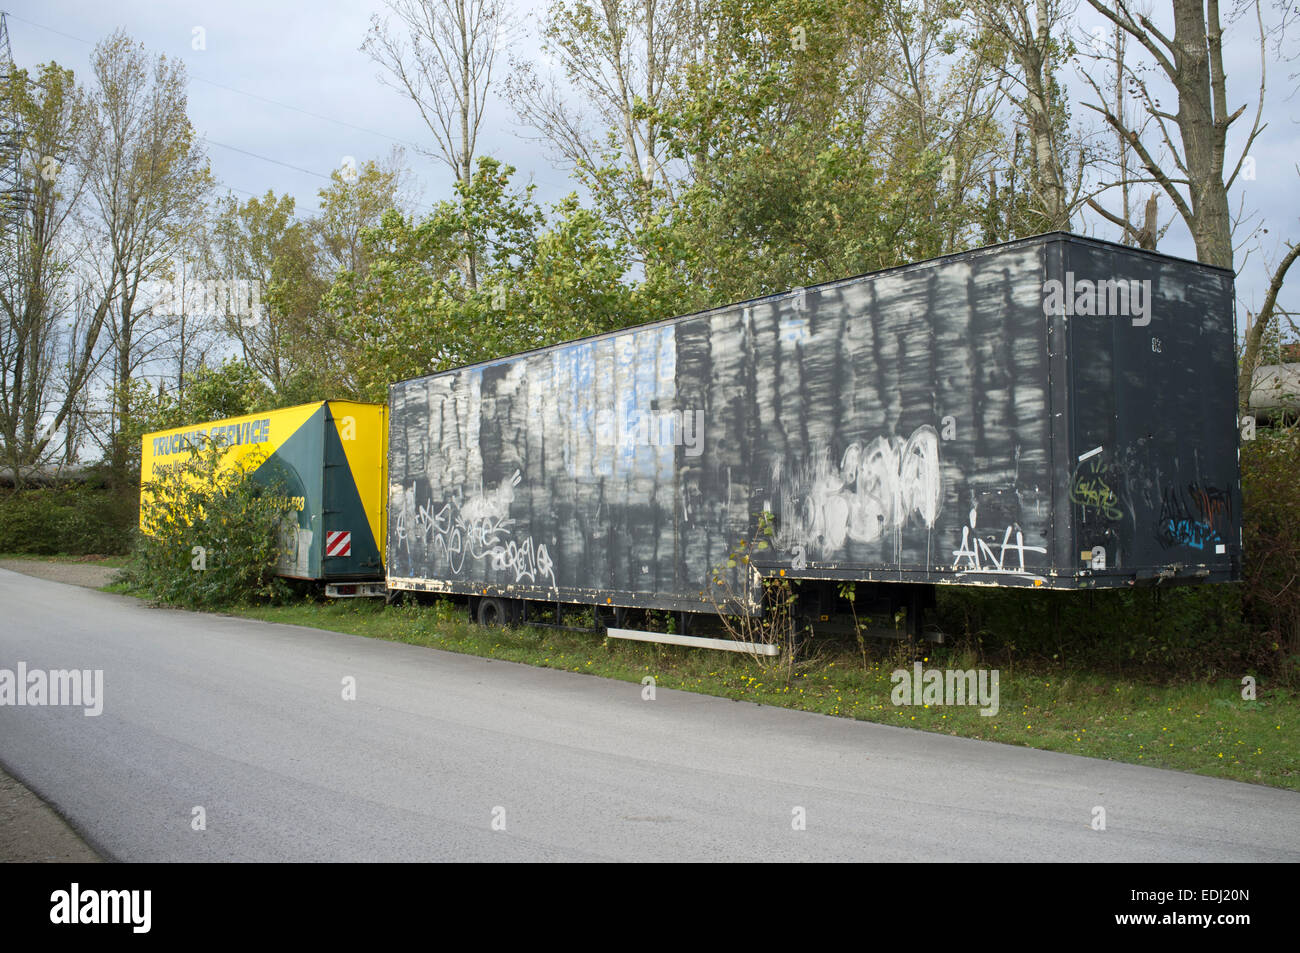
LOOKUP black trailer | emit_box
[385,233,1240,632]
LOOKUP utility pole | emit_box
[0,11,30,239]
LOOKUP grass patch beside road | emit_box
[0,552,128,568]
[212,596,1300,792]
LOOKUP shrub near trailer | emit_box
[131,438,293,608]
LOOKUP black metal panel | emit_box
[386,233,1239,609]
[1063,237,1240,582]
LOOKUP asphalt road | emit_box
[1,567,1297,862]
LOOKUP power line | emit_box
[215,181,312,220]
[207,140,437,218]
[191,75,421,152]
[208,139,332,181]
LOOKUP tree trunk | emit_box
[1172,0,1233,269]
[1238,241,1300,412]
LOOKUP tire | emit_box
[476,597,516,627]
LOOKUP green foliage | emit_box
[126,439,292,608]
[936,585,1253,678]
[313,157,405,276]
[661,140,949,302]
[523,193,648,339]
[1240,425,1300,675]
[323,205,460,401]
[705,510,808,674]
[635,0,995,303]
[211,190,326,390]
[0,483,135,555]
[325,158,649,401]
[178,360,275,422]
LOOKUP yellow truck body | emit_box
[140,400,388,580]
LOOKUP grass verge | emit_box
[0,552,129,568]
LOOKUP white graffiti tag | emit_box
[397,470,557,588]
[488,535,556,585]
[771,425,943,555]
[951,507,1046,574]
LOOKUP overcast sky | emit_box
[5,0,1297,324]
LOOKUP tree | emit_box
[325,158,554,399]
[209,189,315,392]
[507,0,690,236]
[176,359,275,423]
[313,151,409,277]
[0,61,93,481]
[524,193,645,341]
[78,32,211,484]
[252,154,412,404]
[1074,18,1164,249]
[1080,0,1266,270]
[364,0,512,290]
[968,0,1080,231]
[866,1,1006,250]
[645,0,1002,303]
[322,206,458,400]
[152,212,223,402]
[1240,228,1300,410]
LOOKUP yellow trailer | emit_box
[140,401,388,585]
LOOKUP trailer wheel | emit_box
[476,597,517,627]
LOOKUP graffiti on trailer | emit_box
[395,469,558,587]
[1069,455,1123,522]
[769,425,943,556]
[1160,518,1219,551]
[1155,482,1232,552]
[951,507,1047,574]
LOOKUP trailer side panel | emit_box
[387,237,1066,606]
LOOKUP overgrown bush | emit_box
[125,439,292,608]
[1240,424,1300,672]
[705,512,806,677]
[935,584,1253,678]
[0,482,137,555]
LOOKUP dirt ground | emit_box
[0,558,121,589]
[0,766,103,863]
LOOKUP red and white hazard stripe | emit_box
[325,530,352,557]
